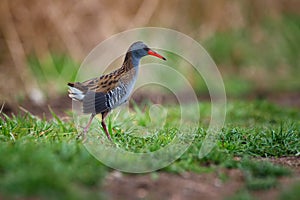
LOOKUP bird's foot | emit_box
[76,128,88,142]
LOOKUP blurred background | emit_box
[0,0,299,113]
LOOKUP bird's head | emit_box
[129,41,166,61]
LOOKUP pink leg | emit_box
[77,113,95,140]
[101,111,111,141]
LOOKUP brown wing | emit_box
[82,72,121,93]
[68,71,120,94]
[68,52,134,94]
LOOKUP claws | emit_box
[76,129,87,142]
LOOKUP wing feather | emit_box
[82,91,110,114]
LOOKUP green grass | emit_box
[203,14,300,95]
[279,181,300,200]
[239,158,291,190]
[0,100,299,199]
[0,113,106,200]
[226,189,255,200]
[27,53,80,96]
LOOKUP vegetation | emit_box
[0,100,299,199]
[0,1,299,199]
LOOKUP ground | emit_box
[5,91,300,118]
[1,93,299,200]
[103,170,244,200]
[103,163,299,200]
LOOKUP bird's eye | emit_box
[143,47,150,51]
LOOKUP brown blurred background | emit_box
[0,0,299,111]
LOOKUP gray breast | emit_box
[106,79,136,109]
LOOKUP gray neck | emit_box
[131,54,141,69]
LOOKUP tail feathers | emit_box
[68,86,85,101]
[68,82,110,114]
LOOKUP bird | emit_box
[67,41,166,140]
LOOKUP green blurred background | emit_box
[0,0,299,109]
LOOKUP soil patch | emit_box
[102,169,300,200]
[102,170,243,200]
[2,95,72,119]
[3,92,300,119]
[259,156,300,174]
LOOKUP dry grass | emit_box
[0,0,299,104]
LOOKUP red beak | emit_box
[148,50,166,60]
